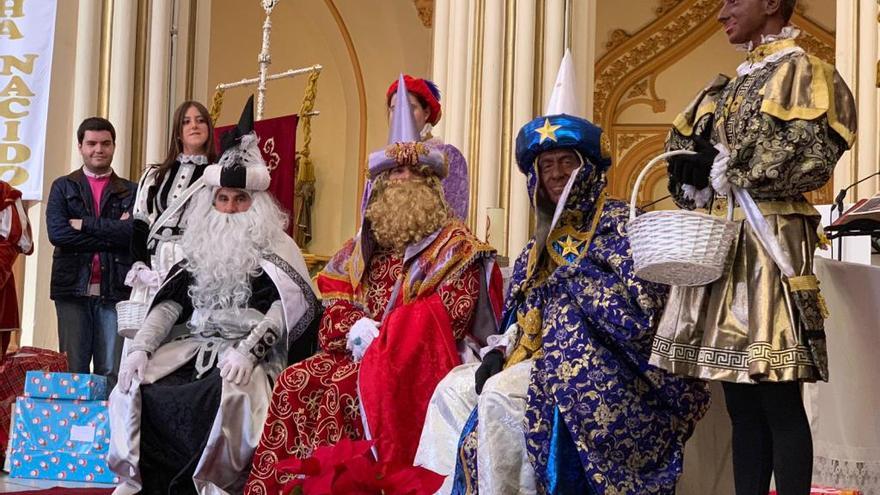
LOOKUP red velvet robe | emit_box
[0,182,31,359]
[245,220,502,493]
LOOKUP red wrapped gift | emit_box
[0,346,67,464]
[770,487,862,495]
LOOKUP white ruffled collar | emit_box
[177,153,209,165]
[735,25,800,52]
[735,26,803,77]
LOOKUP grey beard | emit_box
[182,207,264,324]
[179,188,288,329]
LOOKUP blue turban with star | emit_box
[515,113,610,176]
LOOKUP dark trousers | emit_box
[722,381,813,495]
[55,297,123,389]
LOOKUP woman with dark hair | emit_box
[127,101,217,291]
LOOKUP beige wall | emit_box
[594,0,838,208]
[17,0,432,350]
[596,0,837,57]
[15,0,866,351]
[205,0,432,256]
[20,0,85,349]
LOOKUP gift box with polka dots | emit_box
[7,397,117,483]
[23,371,108,401]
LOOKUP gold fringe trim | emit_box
[817,293,831,319]
[788,275,819,292]
[385,142,428,167]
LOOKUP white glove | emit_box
[218,347,255,386]
[346,317,380,362]
[118,350,149,393]
[125,262,161,288]
[709,143,732,196]
[480,322,519,359]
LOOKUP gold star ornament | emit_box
[558,235,583,257]
[534,118,561,143]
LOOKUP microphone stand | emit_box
[639,194,672,211]
[832,171,880,261]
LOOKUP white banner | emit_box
[0,0,57,200]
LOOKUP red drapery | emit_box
[214,114,299,235]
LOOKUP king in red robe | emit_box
[245,77,502,493]
[0,181,32,360]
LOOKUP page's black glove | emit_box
[667,137,718,190]
[474,350,505,394]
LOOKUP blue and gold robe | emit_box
[453,160,710,494]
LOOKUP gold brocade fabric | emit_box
[652,37,856,383]
[505,308,543,368]
[650,206,822,383]
[505,193,607,367]
[666,38,855,210]
[760,49,857,147]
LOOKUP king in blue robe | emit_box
[414,51,710,495]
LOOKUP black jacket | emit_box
[46,168,136,302]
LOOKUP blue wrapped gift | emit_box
[8,397,117,483]
[23,371,108,401]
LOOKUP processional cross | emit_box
[210,0,322,250]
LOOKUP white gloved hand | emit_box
[709,143,732,196]
[124,262,161,288]
[346,317,380,362]
[218,347,255,386]
[118,350,149,393]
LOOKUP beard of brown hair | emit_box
[365,174,451,253]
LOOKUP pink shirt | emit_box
[84,168,111,291]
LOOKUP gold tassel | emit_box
[209,89,225,126]
[293,68,321,247]
[817,229,831,250]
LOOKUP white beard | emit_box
[180,188,289,329]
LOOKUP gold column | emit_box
[145,0,173,167]
[465,0,485,230]
[498,0,515,256]
[508,0,538,256]
[541,0,565,107]
[69,0,103,171]
[130,0,150,180]
[107,0,137,178]
[430,0,451,139]
[473,0,505,244]
[857,0,879,199]
[834,0,880,201]
[532,0,544,117]
[184,0,198,100]
[97,0,114,117]
[571,0,597,116]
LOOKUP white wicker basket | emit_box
[116,283,151,339]
[628,150,740,286]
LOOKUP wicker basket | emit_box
[116,284,151,339]
[627,150,740,286]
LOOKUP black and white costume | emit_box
[131,153,209,281]
[109,95,316,494]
